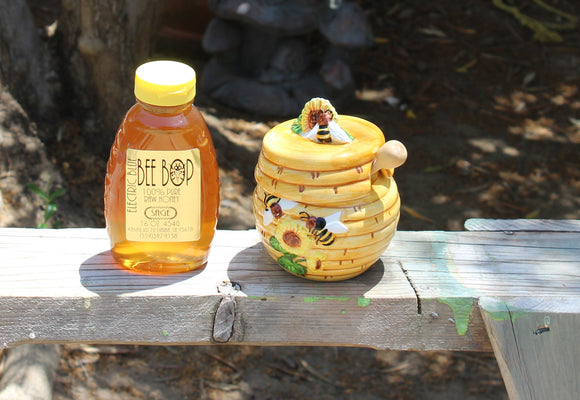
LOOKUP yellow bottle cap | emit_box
[134,60,196,106]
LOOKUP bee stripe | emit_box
[316,229,335,246]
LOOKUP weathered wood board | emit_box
[481,307,580,400]
[464,219,580,400]
[465,218,580,232]
[0,227,578,356]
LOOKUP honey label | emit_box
[125,148,201,242]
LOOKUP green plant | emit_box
[27,179,66,228]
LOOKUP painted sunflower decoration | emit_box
[291,97,353,144]
[269,218,329,276]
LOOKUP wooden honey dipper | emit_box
[371,140,408,174]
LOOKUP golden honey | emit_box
[105,61,219,273]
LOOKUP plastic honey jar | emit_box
[253,98,406,281]
[104,60,220,273]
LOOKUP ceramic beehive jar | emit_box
[253,98,407,281]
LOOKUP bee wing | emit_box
[300,123,319,141]
[324,211,343,222]
[263,209,274,226]
[278,199,298,210]
[325,220,349,234]
[324,212,349,233]
[329,120,353,143]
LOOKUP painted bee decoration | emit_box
[263,193,297,226]
[292,98,353,144]
[299,211,348,246]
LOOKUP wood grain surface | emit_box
[1,226,577,353]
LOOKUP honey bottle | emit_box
[104,60,219,273]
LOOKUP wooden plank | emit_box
[392,230,580,301]
[0,228,421,350]
[1,227,578,353]
[384,230,580,357]
[391,227,580,400]
[465,218,580,232]
[480,302,580,400]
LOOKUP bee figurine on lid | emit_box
[253,98,407,281]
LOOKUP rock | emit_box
[201,0,373,116]
[207,0,320,36]
[202,17,242,53]
[319,2,374,48]
[0,84,87,228]
[0,84,62,227]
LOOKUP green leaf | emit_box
[269,236,285,253]
[525,209,540,219]
[291,116,303,134]
[27,183,49,201]
[277,255,307,276]
[48,187,66,202]
[44,203,57,220]
[422,165,445,173]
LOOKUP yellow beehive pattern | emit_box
[253,114,403,281]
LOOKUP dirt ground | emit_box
[3,1,580,399]
[52,345,506,400]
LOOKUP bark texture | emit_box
[58,0,161,153]
[0,345,60,400]
[0,0,59,130]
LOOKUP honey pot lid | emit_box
[261,98,385,171]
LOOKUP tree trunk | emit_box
[0,345,60,400]
[0,0,59,131]
[58,0,162,154]
[0,0,161,151]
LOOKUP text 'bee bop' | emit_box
[136,158,195,187]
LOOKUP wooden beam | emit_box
[480,304,580,400]
[464,218,580,399]
[465,218,580,232]
[1,228,578,355]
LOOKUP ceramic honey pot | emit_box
[253,98,407,281]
